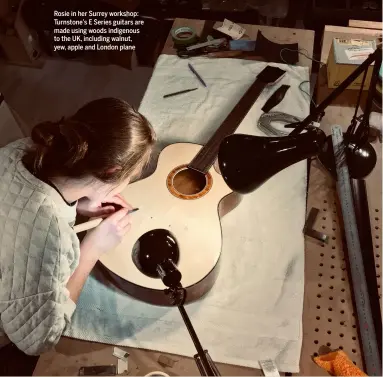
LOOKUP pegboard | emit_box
[300,155,382,376]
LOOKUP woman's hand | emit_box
[76,194,129,218]
[80,208,133,261]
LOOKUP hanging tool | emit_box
[303,207,329,243]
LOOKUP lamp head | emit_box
[218,127,326,194]
[132,229,182,288]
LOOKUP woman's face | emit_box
[90,162,145,203]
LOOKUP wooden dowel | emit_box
[73,208,139,233]
[73,218,103,233]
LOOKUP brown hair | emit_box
[23,98,156,183]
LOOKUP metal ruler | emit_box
[331,125,381,376]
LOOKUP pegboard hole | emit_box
[313,352,318,357]
[315,328,319,332]
[321,244,325,248]
[319,263,323,267]
[326,342,331,347]
[353,361,356,365]
[327,330,331,334]
[319,273,323,277]
[332,237,336,240]
[320,253,324,257]
[331,255,335,258]
[352,324,356,328]
[316,305,321,309]
[376,264,380,268]
[318,283,322,287]
[340,333,344,338]
[323,200,327,204]
[331,276,335,279]
[314,340,319,344]
[341,299,345,303]
[352,349,356,353]
[322,217,326,220]
[375,209,379,212]
[322,226,326,229]
[352,337,356,341]
[316,316,320,320]
[340,310,345,314]
[341,278,346,281]
[328,307,333,311]
[376,235,380,239]
[323,208,327,212]
[317,294,322,298]
[329,296,333,300]
[376,254,380,257]
[331,265,335,269]
[340,321,345,325]
[375,217,379,221]
[328,318,332,322]
[332,246,336,250]
[341,288,345,292]
[376,245,380,249]
[330,286,334,290]
[377,275,380,278]
[375,226,379,230]
[332,228,336,231]
[339,346,343,350]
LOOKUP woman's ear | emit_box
[105,166,122,175]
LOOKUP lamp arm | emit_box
[177,304,220,376]
[291,47,382,136]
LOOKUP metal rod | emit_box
[291,48,382,136]
[177,305,216,376]
[350,178,383,356]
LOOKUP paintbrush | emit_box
[74,208,139,233]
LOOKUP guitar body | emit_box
[99,143,233,305]
[99,65,286,305]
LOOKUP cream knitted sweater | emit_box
[0,138,80,355]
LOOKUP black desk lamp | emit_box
[218,46,381,194]
[132,229,220,376]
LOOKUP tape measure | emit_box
[171,26,198,47]
[332,125,381,376]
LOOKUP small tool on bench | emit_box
[261,85,290,113]
[163,88,198,98]
[78,365,116,376]
[303,207,329,243]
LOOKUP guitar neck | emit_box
[188,79,267,174]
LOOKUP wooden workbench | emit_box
[36,19,382,377]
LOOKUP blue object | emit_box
[229,40,256,51]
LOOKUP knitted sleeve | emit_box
[0,195,80,355]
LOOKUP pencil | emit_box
[163,88,198,98]
[73,208,139,233]
[188,63,207,87]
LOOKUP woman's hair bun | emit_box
[26,117,90,176]
[31,120,61,148]
[59,119,89,166]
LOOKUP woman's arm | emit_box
[66,244,98,303]
[66,208,133,302]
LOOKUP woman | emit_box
[0,98,156,356]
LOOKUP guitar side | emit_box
[98,142,233,305]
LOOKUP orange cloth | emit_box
[314,350,366,376]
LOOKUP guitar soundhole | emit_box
[167,165,213,200]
